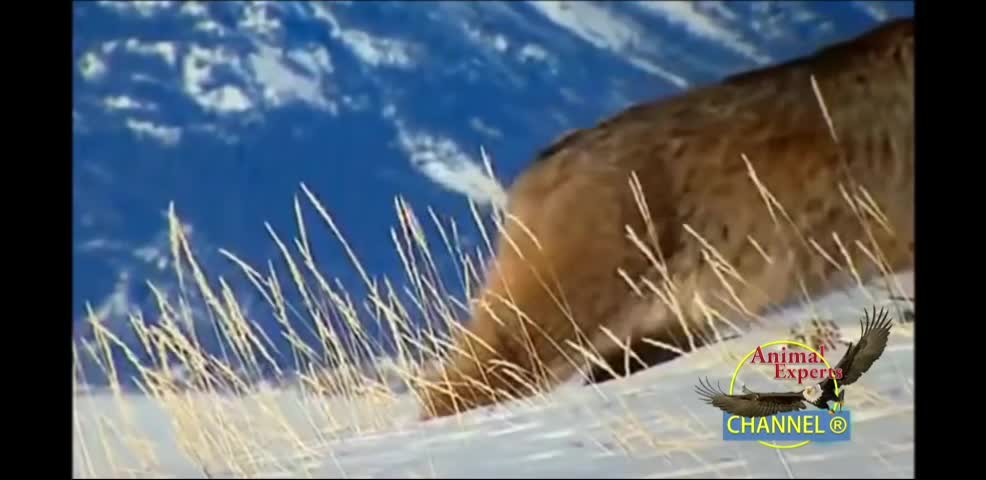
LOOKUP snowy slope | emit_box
[73,272,914,478]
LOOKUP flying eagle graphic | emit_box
[696,306,894,417]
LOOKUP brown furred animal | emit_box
[415,18,914,420]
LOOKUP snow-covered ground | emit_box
[73,272,913,479]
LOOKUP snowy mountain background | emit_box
[72,0,914,385]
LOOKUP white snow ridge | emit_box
[182,45,254,114]
[103,95,157,112]
[527,0,689,88]
[248,44,336,113]
[310,3,416,69]
[341,30,415,69]
[123,38,178,67]
[78,51,108,82]
[125,119,181,146]
[396,121,507,208]
[97,0,173,18]
[634,1,772,64]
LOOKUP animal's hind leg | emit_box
[581,234,816,388]
[583,335,686,384]
[582,303,749,385]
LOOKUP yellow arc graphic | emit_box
[727,340,842,450]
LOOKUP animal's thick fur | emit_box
[416,18,914,419]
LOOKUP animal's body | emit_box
[416,18,914,420]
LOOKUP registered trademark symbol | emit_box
[829,416,848,434]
